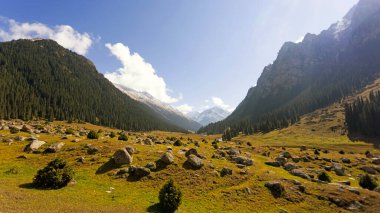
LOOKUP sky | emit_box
[0,0,358,114]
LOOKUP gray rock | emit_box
[280,151,292,158]
[360,166,378,174]
[265,161,281,167]
[290,169,311,180]
[44,142,65,153]
[283,162,299,171]
[265,181,285,197]
[125,146,135,155]
[146,162,156,170]
[128,166,150,179]
[275,157,287,166]
[372,158,380,165]
[221,167,232,177]
[21,125,33,133]
[226,148,240,156]
[341,158,351,164]
[24,140,46,152]
[143,138,154,145]
[332,163,345,176]
[185,148,205,159]
[160,151,174,164]
[186,154,203,169]
[113,149,133,165]
[233,156,254,166]
[374,186,380,193]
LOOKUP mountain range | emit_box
[199,0,380,134]
[188,107,230,126]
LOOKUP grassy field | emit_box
[0,120,379,213]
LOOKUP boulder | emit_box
[143,138,154,145]
[21,125,33,133]
[360,166,378,174]
[14,135,26,141]
[128,166,150,179]
[87,147,99,155]
[159,151,174,164]
[283,162,299,171]
[226,148,240,156]
[125,146,135,155]
[290,169,311,180]
[280,152,292,159]
[233,156,254,166]
[221,167,232,177]
[24,140,46,152]
[44,142,65,153]
[185,148,205,159]
[265,161,281,167]
[265,181,285,197]
[113,149,133,165]
[341,158,351,164]
[145,162,156,170]
[372,158,380,165]
[275,157,287,166]
[332,163,345,176]
[186,154,203,169]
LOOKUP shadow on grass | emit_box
[19,183,35,189]
[147,203,163,213]
[348,133,380,149]
[96,159,120,174]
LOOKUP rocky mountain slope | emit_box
[190,107,230,126]
[0,39,184,132]
[200,0,380,134]
[115,84,202,131]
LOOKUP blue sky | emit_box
[0,0,358,114]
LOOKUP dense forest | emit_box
[345,91,380,137]
[0,39,184,132]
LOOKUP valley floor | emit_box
[0,120,379,212]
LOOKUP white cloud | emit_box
[104,42,178,104]
[175,104,193,115]
[211,96,233,111]
[0,18,92,55]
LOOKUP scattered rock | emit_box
[87,147,99,155]
[185,148,205,159]
[145,162,156,170]
[24,140,46,152]
[44,142,65,153]
[77,157,85,163]
[283,162,299,171]
[113,149,133,165]
[360,166,378,174]
[280,151,292,158]
[265,181,285,197]
[116,168,129,176]
[372,158,380,165]
[338,180,351,186]
[226,148,240,156]
[186,154,203,169]
[125,146,135,155]
[348,187,360,195]
[275,157,287,166]
[341,158,351,164]
[290,169,311,180]
[14,135,26,141]
[220,167,232,177]
[374,186,380,193]
[233,156,254,166]
[159,151,174,165]
[128,166,150,179]
[332,163,345,176]
[265,161,281,167]
[143,138,154,145]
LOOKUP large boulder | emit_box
[186,154,203,169]
[125,146,135,155]
[332,163,345,176]
[233,156,254,166]
[128,166,151,179]
[265,161,281,167]
[44,142,65,153]
[275,157,287,166]
[24,140,46,152]
[290,169,311,180]
[280,152,292,159]
[185,148,205,159]
[372,158,380,165]
[283,162,299,171]
[265,181,285,197]
[221,167,232,177]
[113,149,133,165]
[21,125,33,133]
[226,148,240,156]
[143,138,154,145]
[159,151,174,165]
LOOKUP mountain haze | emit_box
[189,107,230,126]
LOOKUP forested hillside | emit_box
[0,39,183,132]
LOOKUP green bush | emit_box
[87,130,99,139]
[173,139,183,146]
[118,133,128,141]
[33,158,74,189]
[109,132,116,138]
[159,179,182,212]
[318,171,332,182]
[359,174,378,190]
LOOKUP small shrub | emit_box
[159,179,182,212]
[318,171,332,182]
[87,130,99,139]
[173,139,183,146]
[33,158,74,189]
[359,174,378,190]
[118,133,128,141]
[109,132,116,138]
[10,127,19,134]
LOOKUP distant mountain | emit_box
[115,84,202,131]
[200,0,380,134]
[0,39,184,132]
[190,107,230,126]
